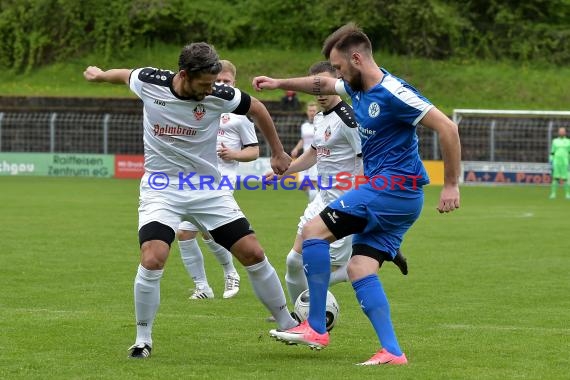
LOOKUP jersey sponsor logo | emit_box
[316,146,331,157]
[359,126,376,137]
[153,123,197,137]
[368,102,380,118]
[193,104,206,120]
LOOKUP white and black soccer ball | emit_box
[293,289,340,332]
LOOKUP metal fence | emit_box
[1,108,569,162]
[0,109,439,160]
[452,109,570,163]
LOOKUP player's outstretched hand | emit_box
[83,66,103,82]
[437,184,460,213]
[270,151,292,175]
[252,76,279,92]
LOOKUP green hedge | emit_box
[1,0,569,72]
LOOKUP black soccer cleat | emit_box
[392,249,408,275]
[128,343,152,359]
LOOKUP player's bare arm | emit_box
[252,76,337,96]
[246,96,291,174]
[83,66,132,85]
[420,107,461,213]
[284,148,317,176]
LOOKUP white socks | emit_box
[285,249,348,304]
[246,257,297,330]
[203,238,238,276]
[329,262,348,285]
[178,238,209,288]
[285,249,307,304]
[134,264,163,346]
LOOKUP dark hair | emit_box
[178,42,222,75]
[308,61,336,76]
[321,22,372,59]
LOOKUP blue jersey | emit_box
[335,68,432,187]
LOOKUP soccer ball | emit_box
[293,289,340,332]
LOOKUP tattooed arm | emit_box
[252,75,338,96]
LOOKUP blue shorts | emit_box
[326,182,424,259]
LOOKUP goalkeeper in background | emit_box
[549,127,570,199]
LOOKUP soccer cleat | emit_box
[189,285,214,300]
[392,249,408,275]
[128,343,152,359]
[222,272,240,299]
[357,348,408,366]
[269,320,329,350]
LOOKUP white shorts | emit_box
[178,176,236,232]
[138,173,244,233]
[297,194,352,266]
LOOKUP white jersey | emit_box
[129,67,250,183]
[300,120,315,152]
[312,100,361,204]
[217,113,258,182]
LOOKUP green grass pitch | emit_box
[1,177,568,379]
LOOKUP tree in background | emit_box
[0,0,568,72]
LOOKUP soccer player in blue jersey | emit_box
[253,23,461,365]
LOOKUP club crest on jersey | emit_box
[324,125,331,141]
[368,102,380,118]
[221,113,230,124]
[193,104,206,120]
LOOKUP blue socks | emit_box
[353,274,402,356]
[302,239,331,334]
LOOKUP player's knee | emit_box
[346,260,361,281]
[177,229,197,241]
[140,241,169,270]
[286,250,303,271]
[232,236,265,266]
[301,217,329,240]
[347,256,377,281]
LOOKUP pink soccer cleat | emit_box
[357,348,408,366]
[269,320,329,350]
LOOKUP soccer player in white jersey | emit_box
[83,42,298,359]
[291,102,319,201]
[253,23,460,365]
[276,62,362,306]
[177,60,259,300]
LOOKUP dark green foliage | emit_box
[0,0,569,72]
